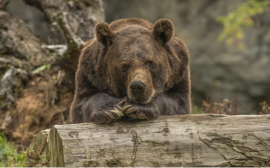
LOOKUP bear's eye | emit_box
[145,60,156,69]
[121,64,130,73]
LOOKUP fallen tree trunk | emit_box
[29,114,270,167]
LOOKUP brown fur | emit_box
[70,18,191,124]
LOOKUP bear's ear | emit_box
[95,22,113,46]
[153,19,174,44]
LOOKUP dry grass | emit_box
[260,101,270,114]
[201,97,239,115]
[199,97,270,116]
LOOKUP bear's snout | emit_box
[130,81,146,97]
[127,67,154,104]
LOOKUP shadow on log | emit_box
[29,114,270,167]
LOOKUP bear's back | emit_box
[109,18,153,32]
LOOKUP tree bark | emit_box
[29,114,270,167]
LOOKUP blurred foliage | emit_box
[201,98,239,115]
[192,105,202,114]
[217,0,270,49]
[0,133,27,167]
[260,101,270,114]
[31,64,51,74]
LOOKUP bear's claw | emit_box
[103,106,126,124]
[126,107,139,114]
[117,101,148,119]
[118,99,126,106]
[116,104,132,113]
[125,107,148,119]
[103,101,149,124]
[110,108,124,117]
[105,111,115,119]
[130,112,148,119]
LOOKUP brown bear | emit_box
[70,18,191,124]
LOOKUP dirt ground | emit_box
[0,65,74,150]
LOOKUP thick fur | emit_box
[70,18,191,124]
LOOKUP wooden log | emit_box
[30,114,270,167]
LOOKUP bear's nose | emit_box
[130,81,145,96]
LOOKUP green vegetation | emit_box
[0,134,27,167]
[192,105,202,114]
[31,64,51,74]
[217,0,270,48]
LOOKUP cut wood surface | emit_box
[30,114,270,167]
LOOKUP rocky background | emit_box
[0,0,104,148]
[103,0,270,114]
[0,0,269,149]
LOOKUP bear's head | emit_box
[92,18,188,104]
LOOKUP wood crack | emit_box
[130,130,142,167]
